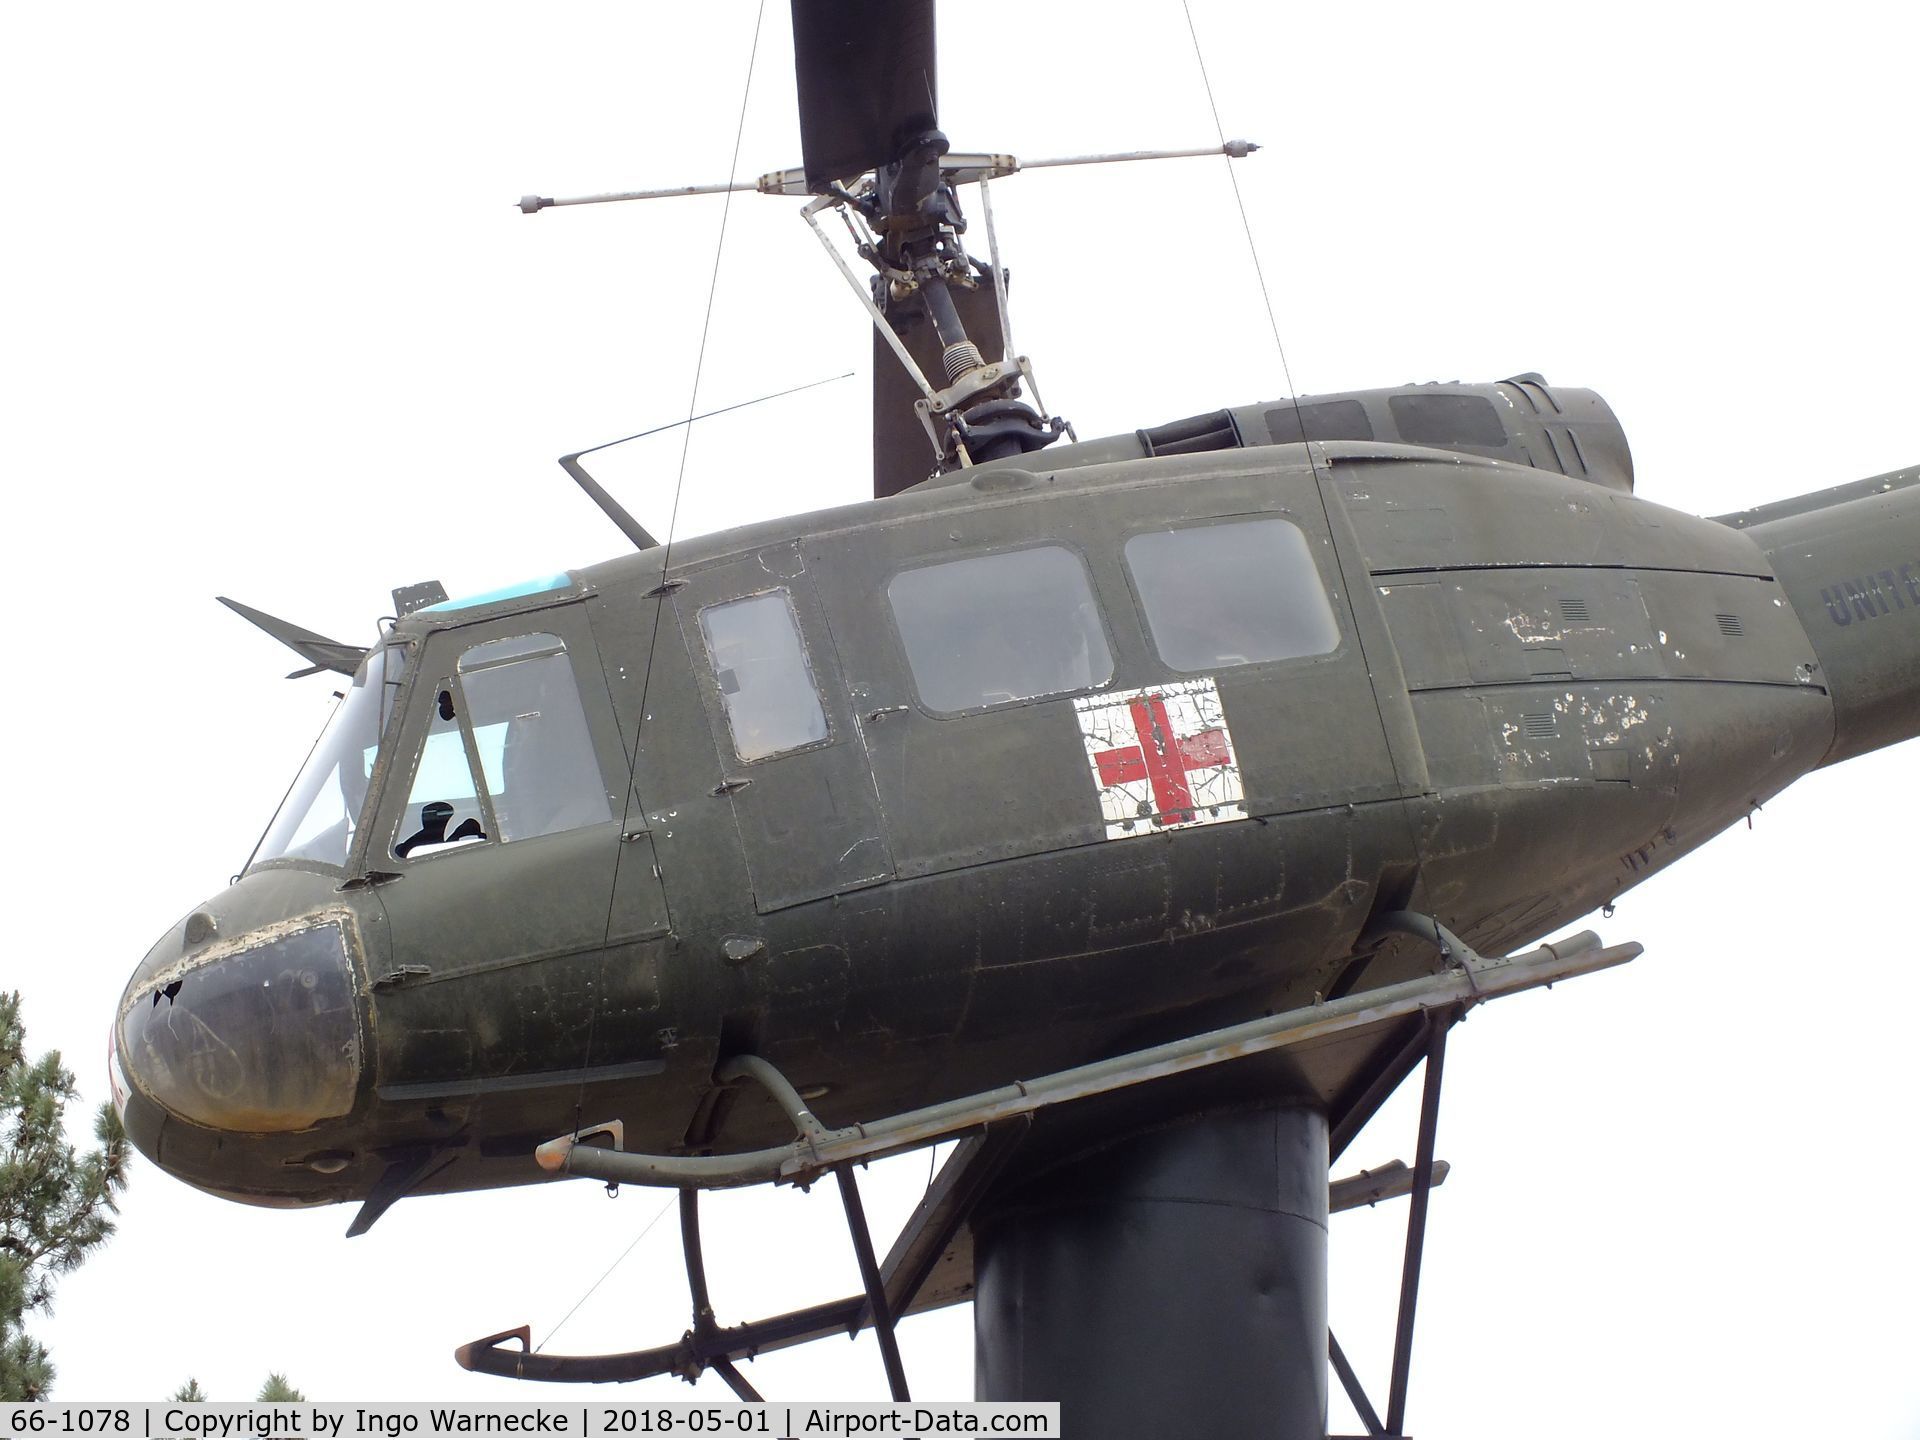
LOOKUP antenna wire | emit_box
[575,0,769,1138]
[1181,2,1439,900]
[1180,0,1304,410]
[538,1192,679,1352]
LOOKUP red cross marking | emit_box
[1093,694,1231,825]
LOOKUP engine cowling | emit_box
[1136,374,1634,494]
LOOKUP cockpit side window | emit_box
[697,591,830,761]
[389,631,612,860]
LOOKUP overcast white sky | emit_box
[5,2,1917,1435]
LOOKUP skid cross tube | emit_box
[720,1057,911,1399]
[539,918,1640,1190]
[676,1189,766,1403]
[464,913,1562,1395]
[680,1189,712,1341]
[457,1130,1027,1386]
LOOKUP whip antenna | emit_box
[559,370,853,551]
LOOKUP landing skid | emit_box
[458,913,1638,1435]
[457,1121,1026,1388]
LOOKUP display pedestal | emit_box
[974,1103,1329,1438]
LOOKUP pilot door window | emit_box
[698,590,830,761]
[1123,518,1341,672]
[391,631,612,860]
[887,544,1115,713]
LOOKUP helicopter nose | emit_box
[116,916,364,1137]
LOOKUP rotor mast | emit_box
[517,0,1256,496]
[821,121,1066,473]
[785,1,1052,475]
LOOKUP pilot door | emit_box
[362,603,670,1090]
[675,541,894,914]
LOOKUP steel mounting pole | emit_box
[1385,1016,1451,1435]
[836,1166,911,1402]
[975,1103,1330,1438]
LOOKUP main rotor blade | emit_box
[791,0,936,191]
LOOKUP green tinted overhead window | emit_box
[1124,519,1340,672]
[699,591,831,761]
[888,545,1114,713]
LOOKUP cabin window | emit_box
[1124,518,1341,672]
[391,631,612,859]
[699,591,830,761]
[888,545,1115,713]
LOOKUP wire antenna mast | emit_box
[557,371,852,552]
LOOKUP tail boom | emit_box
[1729,465,1920,766]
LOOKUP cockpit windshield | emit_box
[251,643,407,870]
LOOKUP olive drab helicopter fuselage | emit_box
[105,1,1920,1427]
[111,374,1920,1221]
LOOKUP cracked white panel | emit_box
[1077,691,1149,833]
[1074,676,1246,841]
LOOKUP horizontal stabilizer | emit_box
[217,596,366,678]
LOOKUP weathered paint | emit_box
[111,403,1920,1221]
[1076,678,1244,839]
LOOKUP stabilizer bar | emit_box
[516,141,1258,213]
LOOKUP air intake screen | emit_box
[1265,399,1374,445]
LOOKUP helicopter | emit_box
[67,0,1912,1436]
